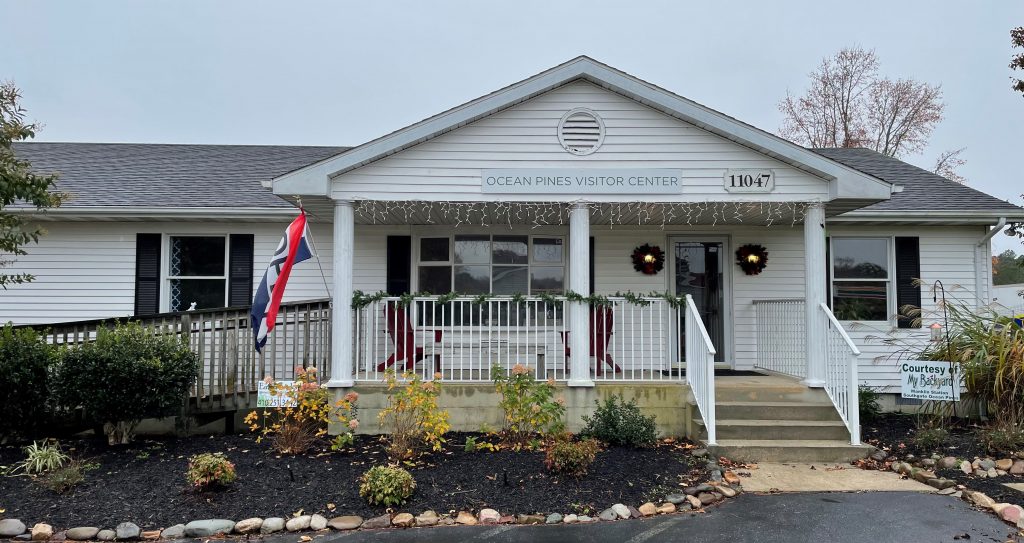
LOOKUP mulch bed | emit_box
[860,413,1024,508]
[0,433,705,530]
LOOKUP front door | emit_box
[673,239,727,364]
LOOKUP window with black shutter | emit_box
[134,233,162,316]
[894,237,922,328]
[228,234,255,307]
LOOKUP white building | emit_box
[6,57,1023,460]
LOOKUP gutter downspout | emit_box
[976,217,1007,308]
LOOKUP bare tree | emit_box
[1012,27,1024,97]
[933,148,967,184]
[779,46,945,158]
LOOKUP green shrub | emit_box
[493,364,565,447]
[186,452,237,490]
[544,437,600,477]
[912,427,949,451]
[11,440,69,475]
[359,465,416,506]
[54,322,199,444]
[858,386,883,422]
[43,461,85,493]
[580,394,658,447]
[977,426,1024,455]
[0,324,57,440]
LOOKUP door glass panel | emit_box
[454,235,490,264]
[675,241,725,363]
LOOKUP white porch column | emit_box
[568,203,594,387]
[803,202,827,387]
[327,200,355,388]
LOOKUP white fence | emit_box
[753,298,806,379]
[685,294,717,445]
[820,302,861,446]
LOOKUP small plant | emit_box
[135,451,150,460]
[186,452,237,490]
[977,426,1024,455]
[858,385,883,422]
[0,325,56,440]
[544,436,600,477]
[379,370,450,461]
[11,441,69,475]
[244,367,359,455]
[464,436,478,452]
[493,364,565,447]
[43,461,85,493]
[359,465,416,506]
[580,394,658,447]
[912,426,949,452]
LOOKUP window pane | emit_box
[170,279,225,311]
[454,235,490,264]
[833,281,888,321]
[492,235,528,264]
[833,238,888,279]
[170,237,225,276]
[531,267,565,294]
[420,238,449,262]
[492,265,528,294]
[418,266,451,294]
[533,238,563,263]
[454,265,489,294]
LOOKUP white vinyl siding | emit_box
[330,81,832,203]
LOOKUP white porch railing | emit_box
[352,295,683,383]
[753,299,806,379]
[684,294,717,445]
[819,302,861,446]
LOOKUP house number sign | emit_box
[723,169,775,193]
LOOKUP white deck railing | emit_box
[753,298,806,379]
[684,294,717,445]
[819,302,861,446]
[352,295,682,383]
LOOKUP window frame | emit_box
[413,233,566,295]
[161,233,231,312]
[828,236,895,323]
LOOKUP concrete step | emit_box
[695,419,852,441]
[709,439,874,463]
[715,401,842,422]
[714,385,831,403]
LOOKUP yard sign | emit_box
[256,380,297,408]
[899,361,962,401]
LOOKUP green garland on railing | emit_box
[351,289,691,310]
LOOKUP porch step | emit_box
[696,418,851,441]
[716,401,841,421]
[714,384,831,403]
[708,439,875,463]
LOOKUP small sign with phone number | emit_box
[256,380,297,408]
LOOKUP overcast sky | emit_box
[4,1,1023,252]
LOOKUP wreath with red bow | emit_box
[631,244,665,275]
[736,244,769,275]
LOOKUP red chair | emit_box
[377,302,442,373]
[560,305,621,375]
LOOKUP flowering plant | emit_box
[243,366,359,454]
[493,363,566,448]
[186,452,237,489]
[379,370,450,461]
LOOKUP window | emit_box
[167,235,228,311]
[416,234,565,295]
[830,238,891,321]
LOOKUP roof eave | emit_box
[7,206,299,221]
[830,209,1024,225]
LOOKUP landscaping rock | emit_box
[140,531,160,540]
[285,516,311,532]
[598,508,618,521]
[965,490,996,509]
[31,524,53,541]
[362,515,392,530]
[498,516,515,524]
[578,515,595,523]
[724,470,741,485]
[975,468,988,478]
[912,469,937,483]
[415,512,438,527]
[987,468,999,478]
[692,448,709,458]
[938,457,958,469]
[869,449,888,462]
[995,504,1023,525]
[391,513,414,528]
[979,459,996,471]
[478,509,500,524]
[515,514,543,525]
[710,470,723,482]
[65,528,99,541]
[638,503,658,517]
[438,517,456,526]
[455,512,477,526]
[686,495,703,509]
[1011,460,1024,475]
[960,460,973,475]
[562,514,578,524]
[159,525,185,539]
[95,530,115,541]
[657,503,677,515]
[896,462,913,476]
[996,459,1014,471]
[920,458,936,468]
[611,504,631,519]
[717,484,738,498]
[0,520,28,538]
[234,518,263,534]
[309,515,327,531]
[698,492,720,506]
[665,493,687,505]
[937,487,958,495]
[545,513,563,525]
[260,518,285,534]
[329,516,363,530]
[115,522,141,540]
[184,520,234,538]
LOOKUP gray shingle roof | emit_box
[814,147,1023,213]
[12,142,348,208]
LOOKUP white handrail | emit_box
[818,302,861,446]
[685,294,717,445]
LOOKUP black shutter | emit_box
[386,236,412,295]
[228,234,255,307]
[134,233,162,316]
[895,237,922,328]
[589,236,595,295]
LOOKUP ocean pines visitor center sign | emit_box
[481,169,683,194]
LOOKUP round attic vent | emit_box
[557,108,605,155]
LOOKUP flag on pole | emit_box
[252,211,313,352]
